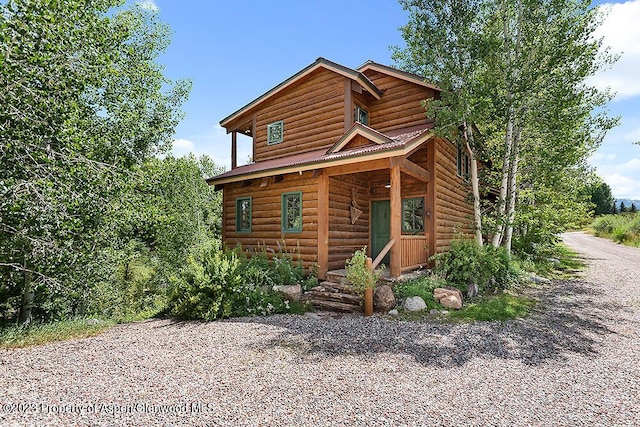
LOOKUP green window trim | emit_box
[456,140,470,180]
[355,105,369,126]
[235,197,252,233]
[281,191,302,234]
[267,120,284,145]
[402,197,425,234]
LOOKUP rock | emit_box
[86,318,101,326]
[439,294,462,310]
[403,296,427,312]
[388,309,399,316]
[273,284,302,302]
[530,274,551,284]
[429,309,440,315]
[440,310,449,315]
[433,287,463,310]
[374,285,396,312]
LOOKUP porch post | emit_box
[231,131,237,170]
[390,162,402,277]
[317,169,329,279]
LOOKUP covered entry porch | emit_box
[316,138,435,279]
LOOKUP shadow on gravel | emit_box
[232,278,620,368]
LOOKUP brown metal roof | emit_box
[207,123,434,186]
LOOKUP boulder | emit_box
[403,296,427,312]
[388,309,399,316]
[433,287,463,310]
[374,285,396,312]
[439,294,462,310]
[273,284,302,302]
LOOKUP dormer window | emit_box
[354,105,368,126]
[267,120,284,145]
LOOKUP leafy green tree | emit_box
[394,0,617,257]
[588,179,616,215]
[631,203,637,213]
[0,0,190,323]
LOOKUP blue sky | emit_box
[141,0,640,200]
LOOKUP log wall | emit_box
[433,137,473,252]
[223,171,319,272]
[327,173,370,271]
[362,69,436,133]
[254,68,346,162]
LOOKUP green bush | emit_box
[431,239,521,293]
[611,226,628,243]
[166,243,309,320]
[345,246,384,294]
[393,274,444,310]
[592,215,615,235]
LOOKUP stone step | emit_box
[318,281,360,295]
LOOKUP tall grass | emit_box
[592,212,640,246]
[0,318,114,349]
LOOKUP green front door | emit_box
[371,200,391,265]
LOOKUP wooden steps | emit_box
[306,280,363,313]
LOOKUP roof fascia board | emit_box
[358,62,442,92]
[220,58,382,129]
[208,132,434,186]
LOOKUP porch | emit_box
[316,138,435,279]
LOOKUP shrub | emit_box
[592,215,615,235]
[166,243,309,320]
[431,239,521,293]
[611,226,628,243]
[345,246,383,294]
[393,274,444,310]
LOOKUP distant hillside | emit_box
[616,199,640,209]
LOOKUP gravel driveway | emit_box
[1,232,639,426]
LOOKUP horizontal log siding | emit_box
[223,171,319,271]
[254,68,345,162]
[328,174,370,271]
[434,138,473,252]
[362,70,435,133]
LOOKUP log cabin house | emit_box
[208,58,473,280]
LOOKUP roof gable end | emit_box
[220,57,383,129]
[326,123,394,154]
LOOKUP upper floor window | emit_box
[354,105,369,126]
[402,197,425,234]
[267,120,284,145]
[281,192,302,233]
[236,197,252,233]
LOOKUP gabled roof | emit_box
[207,123,434,186]
[220,57,383,129]
[326,123,394,154]
[357,60,442,92]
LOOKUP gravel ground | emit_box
[1,231,639,427]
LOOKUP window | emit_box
[354,105,368,126]
[267,120,284,145]
[235,197,252,233]
[281,192,302,233]
[457,140,470,180]
[402,197,425,233]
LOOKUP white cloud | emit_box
[137,0,159,12]
[600,172,640,199]
[590,0,640,99]
[171,138,195,157]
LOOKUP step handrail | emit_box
[371,239,395,270]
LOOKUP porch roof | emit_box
[207,123,434,187]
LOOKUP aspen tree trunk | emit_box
[492,112,514,247]
[504,127,521,254]
[464,122,483,246]
[19,263,34,325]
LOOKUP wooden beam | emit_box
[252,113,257,162]
[231,131,237,170]
[396,158,430,182]
[426,139,436,262]
[325,158,389,177]
[390,163,402,277]
[317,170,329,279]
[344,78,354,132]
